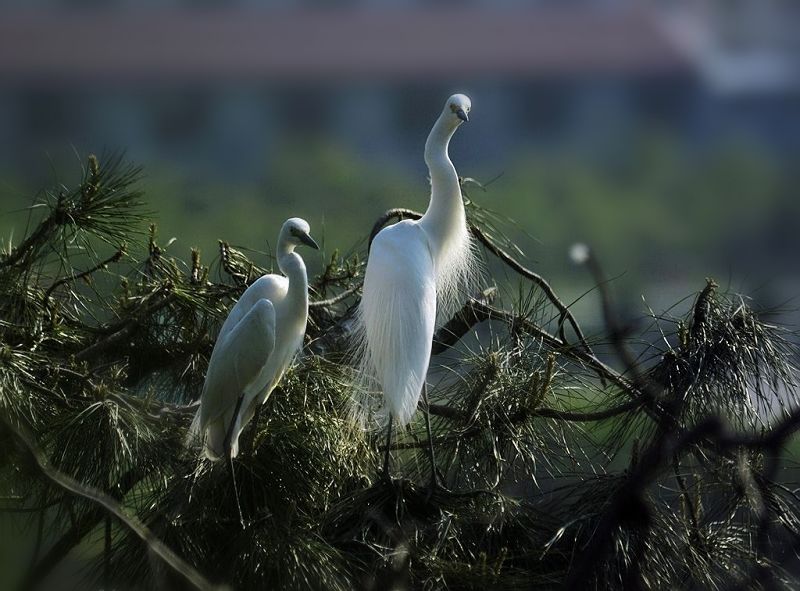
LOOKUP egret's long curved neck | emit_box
[277,244,309,311]
[420,114,465,254]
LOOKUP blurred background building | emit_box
[0,0,797,316]
[1,1,797,174]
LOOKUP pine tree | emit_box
[1,154,799,590]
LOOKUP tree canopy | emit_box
[1,154,799,590]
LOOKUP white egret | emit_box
[356,94,478,482]
[188,217,319,461]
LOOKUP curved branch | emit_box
[368,208,597,361]
[4,418,218,591]
[43,246,126,307]
[431,287,497,355]
[368,207,420,250]
[469,225,595,357]
[427,397,642,425]
[531,399,642,421]
[309,283,362,309]
[395,397,642,451]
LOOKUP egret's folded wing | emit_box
[217,274,287,344]
[199,298,276,428]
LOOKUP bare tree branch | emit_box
[43,246,126,307]
[309,283,362,309]
[431,287,497,355]
[3,418,222,591]
[75,290,174,362]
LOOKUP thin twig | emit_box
[43,246,126,307]
[456,298,651,408]
[469,225,595,357]
[75,291,174,362]
[0,498,64,513]
[1,206,61,269]
[309,282,362,309]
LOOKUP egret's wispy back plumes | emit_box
[428,203,482,326]
[353,94,480,430]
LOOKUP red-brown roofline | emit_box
[0,7,693,83]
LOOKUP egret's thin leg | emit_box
[382,416,393,480]
[224,394,246,528]
[243,403,264,457]
[421,383,439,488]
[223,394,245,457]
[227,453,245,529]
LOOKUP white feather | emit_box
[358,221,437,426]
[353,94,480,429]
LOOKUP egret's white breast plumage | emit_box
[188,218,318,460]
[361,221,437,426]
[354,93,479,430]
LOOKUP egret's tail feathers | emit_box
[438,235,483,323]
[349,374,418,432]
[348,366,383,430]
[381,369,426,427]
[352,288,434,429]
[204,417,240,462]
[185,408,203,448]
[185,410,241,462]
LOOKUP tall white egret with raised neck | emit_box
[189,217,319,461]
[356,94,478,483]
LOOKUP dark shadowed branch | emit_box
[3,418,221,591]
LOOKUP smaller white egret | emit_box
[188,217,319,461]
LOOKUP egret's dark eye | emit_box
[449,104,457,113]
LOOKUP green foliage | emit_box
[500,137,797,277]
[107,357,373,591]
[0,155,799,590]
[5,135,795,294]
